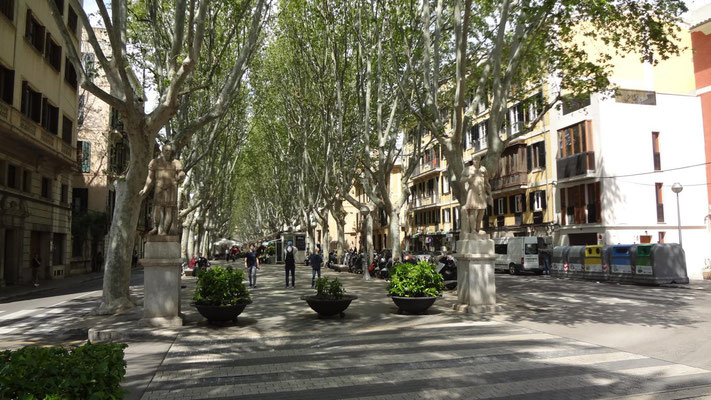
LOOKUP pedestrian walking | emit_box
[310,248,323,288]
[284,241,296,288]
[94,251,104,272]
[540,247,552,275]
[225,248,230,261]
[244,243,260,288]
[32,254,41,287]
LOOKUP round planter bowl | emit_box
[301,295,358,317]
[194,303,248,324]
[391,296,437,314]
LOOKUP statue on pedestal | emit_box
[461,156,491,236]
[139,144,185,235]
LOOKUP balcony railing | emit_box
[491,171,527,191]
[413,158,440,177]
[413,195,439,208]
[557,151,595,179]
[0,102,76,166]
[656,204,664,223]
[653,152,661,171]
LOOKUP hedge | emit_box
[0,342,127,400]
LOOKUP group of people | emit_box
[240,241,323,289]
[224,246,240,262]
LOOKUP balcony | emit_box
[413,158,440,177]
[491,171,527,191]
[412,195,440,209]
[557,151,595,179]
[0,102,76,167]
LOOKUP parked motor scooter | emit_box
[327,251,338,270]
[437,255,457,289]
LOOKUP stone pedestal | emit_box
[139,236,183,327]
[453,235,497,314]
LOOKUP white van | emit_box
[493,237,541,275]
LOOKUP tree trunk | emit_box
[388,210,402,263]
[322,209,330,252]
[336,219,345,259]
[180,214,192,261]
[97,125,152,315]
[364,211,373,280]
[187,220,196,258]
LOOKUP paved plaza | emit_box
[127,263,711,399]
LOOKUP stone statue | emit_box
[461,156,491,235]
[139,144,185,235]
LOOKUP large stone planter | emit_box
[703,270,711,280]
[391,296,437,314]
[301,295,358,317]
[194,303,248,324]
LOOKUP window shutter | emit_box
[509,196,515,214]
[25,10,31,39]
[526,146,532,172]
[539,143,546,169]
[486,205,492,216]
[493,199,499,215]
[521,194,527,212]
[540,190,547,210]
[529,192,535,211]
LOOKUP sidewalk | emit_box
[0,270,105,303]
[80,262,711,400]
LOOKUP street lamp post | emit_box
[671,182,683,248]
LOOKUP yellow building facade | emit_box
[0,0,81,285]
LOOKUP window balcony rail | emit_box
[470,138,488,152]
[653,152,661,171]
[491,170,527,191]
[413,157,440,176]
[656,204,664,223]
[557,151,595,179]
[0,102,76,166]
[413,195,439,208]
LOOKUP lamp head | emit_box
[672,182,683,194]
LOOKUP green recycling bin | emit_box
[632,244,653,277]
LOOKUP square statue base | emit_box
[453,238,497,314]
[139,236,183,328]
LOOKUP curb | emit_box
[88,327,181,343]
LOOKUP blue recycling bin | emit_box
[609,245,634,283]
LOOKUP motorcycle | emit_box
[376,249,393,279]
[437,255,457,289]
[327,251,338,270]
[349,250,364,274]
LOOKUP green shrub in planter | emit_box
[193,265,252,306]
[387,261,444,297]
[314,277,346,299]
[0,342,127,400]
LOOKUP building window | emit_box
[67,6,78,36]
[72,187,88,213]
[25,10,45,53]
[495,197,507,215]
[527,141,546,171]
[22,169,30,192]
[44,34,62,71]
[53,233,65,266]
[524,92,544,124]
[557,121,592,158]
[442,176,450,194]
[658,231,665,243]
[507,103,524,135]
[0,0,14,21]
[7,164,17,188]
[652,132,661,171]
[655,183,664,223]
[41,99,59,135]
[21,81,42,123]
[561,95,590,115]
[0,64,13,104]
[64,58,78,90]
[60,184,68,204]
[0,160,5,186]
[62,116,73,144]
[530,190,546,212]
[41,177,51,199]
[81,52,96,82]
[561,182,601,226]
[53,0,64,15]
[616,89,656,105]
[110,107,124,131]
[513,194,524,213]
[443,208,451,223]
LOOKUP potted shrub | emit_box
[193,266,252,324]
[301,277,358,318]
[387,261,444,314]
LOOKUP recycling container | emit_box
[609,245,634,283]
[631,244,653,277]
[583,245,606,281]
[551,246,568,278]
[566,246,587,279]
[633,243,689,285]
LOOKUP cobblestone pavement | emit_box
[136,263,711,399]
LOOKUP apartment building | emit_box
[0,0,81,285]
[553,28,708,279]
